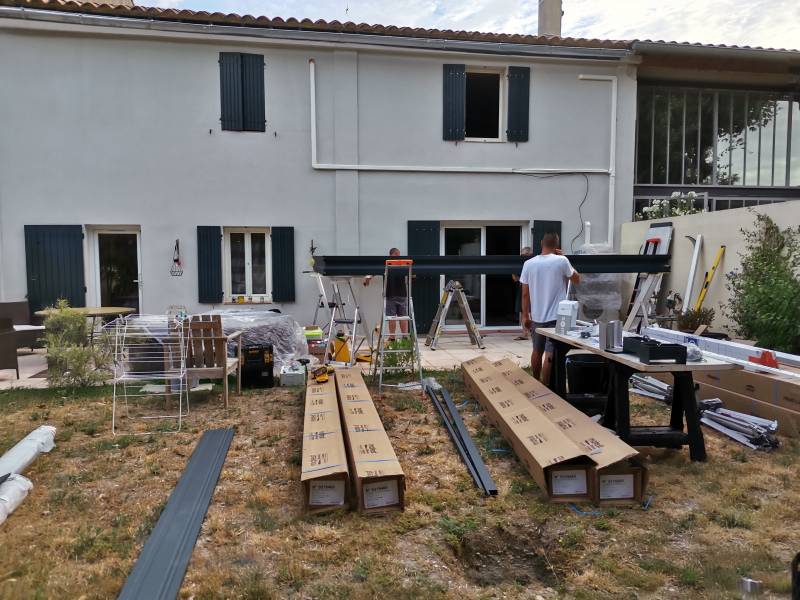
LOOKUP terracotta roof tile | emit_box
[2,0,798,55]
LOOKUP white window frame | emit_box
[222,227,272,303]
[464,66,506,143]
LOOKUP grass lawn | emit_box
[0,370,798,599]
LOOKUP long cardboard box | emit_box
[491,358,646,505]
[462,357,640,504]
[335,368,405,514]
[300,378,350,514]
[694,367,800,413]
[696,382,800,438]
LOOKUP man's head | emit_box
[541,233,560,252]
[520,246,533,257]
[389,247,401,257]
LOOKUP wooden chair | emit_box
[183,315,242,408]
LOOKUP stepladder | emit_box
[425,280,485,351]
[323,276,371,366]
[373,259,424,394]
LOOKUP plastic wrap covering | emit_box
[573,243,622,322]
[203,309,310,368]
[0,474,33,525]
[0,425,56,476]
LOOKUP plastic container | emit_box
[566,353,609,395]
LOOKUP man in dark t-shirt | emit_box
[363,248,408,341]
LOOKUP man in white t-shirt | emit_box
[519,233,580,384]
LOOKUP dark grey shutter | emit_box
[219,53,243,131]
[197,226,223,303]
[531,220,562,256]
[271,227,295,303]
[442,64,466,141]
[241,54,266,132]
[24,225,86,312]
[408,221,440,333]
[507,66,530,142]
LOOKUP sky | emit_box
[146,0,800,50]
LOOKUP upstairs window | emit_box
[219,52,266,132]
[443,64,530,143]
[465,71,501,139]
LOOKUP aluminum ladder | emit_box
[373,259,424,394]
[323,276,370,366]
[425,280,485,351]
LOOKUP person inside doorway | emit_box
[520,233,580,384]
[363,247,408,341]
[513,246,533,340]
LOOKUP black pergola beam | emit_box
[312,254,670,276]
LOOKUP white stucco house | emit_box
[0,0,798,331]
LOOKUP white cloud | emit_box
[143,0,800,50]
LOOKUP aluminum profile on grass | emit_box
[313,254,670,276]
[426,384,497,497]
[118,428,234,600]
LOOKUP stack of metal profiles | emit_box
[630,374,673,403]
[118,428,234,600]
[425,381,497,496]
[699,400,779,451]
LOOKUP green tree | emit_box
[724,213,800,353]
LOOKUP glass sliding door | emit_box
[485,226,521,326]
[443,228,482,325]
[442,224,523,328]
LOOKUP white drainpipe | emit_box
[578,74,618,248]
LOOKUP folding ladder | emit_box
[624,237,663,332]
[373,260,424,394]
[425,280,485,351]
[323,276,370,366]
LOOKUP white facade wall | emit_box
[0,19,637,324]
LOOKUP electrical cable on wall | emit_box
[515,172,590,251]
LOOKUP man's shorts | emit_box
[386,296,408,317]
[531,320,557,354]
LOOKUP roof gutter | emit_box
[632,40,800,62]
[0,6,635,61]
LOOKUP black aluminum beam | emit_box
[313,254,670,276]
[118,428,234,600]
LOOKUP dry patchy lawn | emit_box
[0,371,798,599]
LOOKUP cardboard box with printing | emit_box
[463,357,642,504]
[335,368,405,513]
[464,358,608,503]
[301,378,350,514]
[492,358,646,504]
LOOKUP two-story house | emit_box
[0,0,798,331]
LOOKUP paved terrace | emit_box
[0,334,532,390]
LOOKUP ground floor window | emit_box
[223,227,272,302]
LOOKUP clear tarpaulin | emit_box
[202,309,311,368]
[573,243,622,322]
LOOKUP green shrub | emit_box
[725,213,800,353]
[44,299,111,390]
[677,307,715,332]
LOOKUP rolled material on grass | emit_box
[0,425,56,476]
[0,474,33,525]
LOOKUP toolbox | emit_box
[241,343,274,388]
[622,336,687,365]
